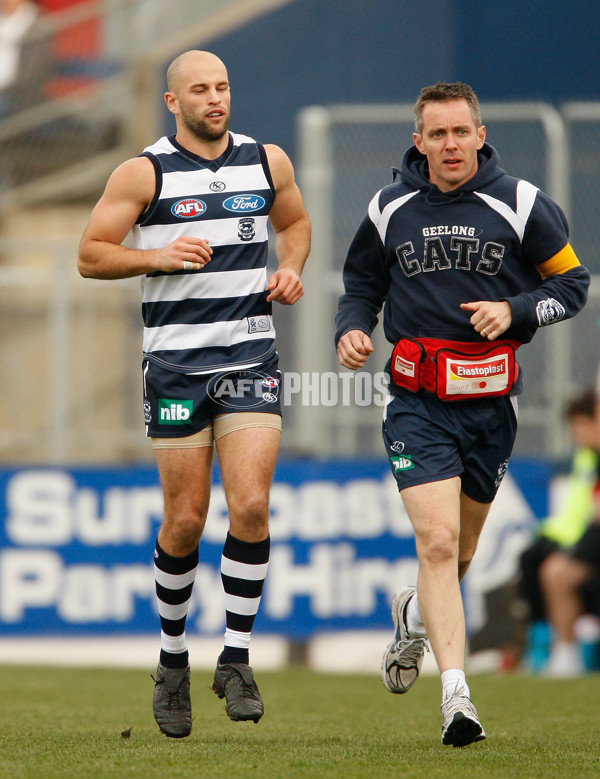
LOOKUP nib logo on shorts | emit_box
[158,398,193,425]
[390,454,414,472]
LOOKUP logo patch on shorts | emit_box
[390,454,414,472]
[158,398,193,425]
[494,457,510,488]
[207,369,281,409]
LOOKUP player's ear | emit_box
[476,124,486,149]
[164,91,178,115]
[412,132,425,155]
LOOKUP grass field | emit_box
[1,665,599,778]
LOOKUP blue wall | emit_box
[209,0,454,151]
[456,1,600,103]
[160,0,600,157]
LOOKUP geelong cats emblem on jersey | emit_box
[536,297,566,326]
[238,217,256,242]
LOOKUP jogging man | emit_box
[335,82,589,747]
[78,50,310,738]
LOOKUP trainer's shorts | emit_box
[382,389,518,503]
[570,523,600,568]
[143,353,282,440]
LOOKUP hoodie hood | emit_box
[394,142,505,203]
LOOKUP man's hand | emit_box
[266,267,304,304]
[460,300,512,340]
[337,329,374,370]
[157,236,213,272]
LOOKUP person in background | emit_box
[519,387,600,633]
[537,388,600,676]
[0,0,45,116]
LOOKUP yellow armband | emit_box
[537,243,580,279]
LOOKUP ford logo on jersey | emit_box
[223,194,266,212]
[171,198,206,218]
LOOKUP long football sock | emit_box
[219,532,270,665]
[154,540,198,669]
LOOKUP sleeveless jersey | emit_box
[132,132,276,374]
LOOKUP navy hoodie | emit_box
[335,143,589,356]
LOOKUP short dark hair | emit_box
[413,82,482,135]
[565,386,598,420]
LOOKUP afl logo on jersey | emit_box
[223,194,266,213]
[171,198,207,218]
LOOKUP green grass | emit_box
[0,666,599,778]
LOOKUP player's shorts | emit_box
[143,353,282,441]
[569,523,600,569]
[382,389,518,503]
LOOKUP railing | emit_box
[2,36,600,463]
[0,0,295,215]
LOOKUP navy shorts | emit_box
[143,353,282,438]
[382,389,518,503]
[570,523,600,568]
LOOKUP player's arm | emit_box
[77,156,213,279]
[461,243,590,340]
[335,209,390,347]
[263,143,311,304]
[506,242,589,329]
[502,192,590,332]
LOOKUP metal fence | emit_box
[1,28,600,466]
[0,0,299,466]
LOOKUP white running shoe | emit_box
[441,686,486,747]
[381,586,429,694]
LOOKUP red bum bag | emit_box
[390,337,521,401]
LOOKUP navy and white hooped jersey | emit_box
[133,132,276,374]
[335,143,589,353]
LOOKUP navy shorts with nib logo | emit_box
[143,353,282,438]
[382,389,518,503]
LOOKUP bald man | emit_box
[78,50,311,738]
